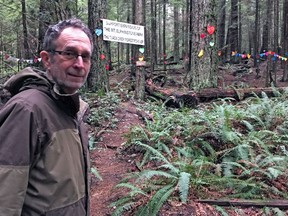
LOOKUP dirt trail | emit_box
[89,102,141,216]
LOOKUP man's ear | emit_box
[40,51,51,69]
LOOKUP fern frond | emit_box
[258,156,285,168]
[111,201,136,216]
[266,167,283,179]
[159,164,181,175]
[215,206,229,216]
[178,172,191,203]
[241,119,254,131]
[114,183,147,197]
[147,184,174,216]
[90,167,103,181]
[155,141,172,157]
[135,142,179,174]
[139,150,151,168]
[136,170,177,183]
[109,196,131,208]
[135,205,149,216]
[272,208,287,216]
[221,161,248,177]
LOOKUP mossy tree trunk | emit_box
[87,0,110,93]
[187,0,218,90]
[134,0,145,100]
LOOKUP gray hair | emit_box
[42,18,93,51]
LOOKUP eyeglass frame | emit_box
[47,50,91,62]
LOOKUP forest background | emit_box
[1,0,288,93]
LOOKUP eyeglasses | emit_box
[48,50,91,62]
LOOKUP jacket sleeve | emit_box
[0,98,39,215]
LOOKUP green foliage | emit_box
[178,172,191,203]
[90,167,102,181]
[113,92,288,215]
[86,91,120,128]
[111,142,192,215]
[215,206,229,216]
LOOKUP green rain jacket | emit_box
[0,67,90,215]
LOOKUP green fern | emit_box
[114,183,147,197]
[178,172,191,203]
[135,141,179,174]
[135,170,177,183]
[111,201,136,216]
[215,206,229,216]
[90,167,102,181]
[146,184,174,216]
[272,208,287,216]
[111,91,288,214]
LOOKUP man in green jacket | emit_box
[0,18,93,215]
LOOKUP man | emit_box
[0,18,93,215]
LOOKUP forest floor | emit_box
[89,60,288,216]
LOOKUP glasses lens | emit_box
[62,51,76,60]
[82,54,91,62]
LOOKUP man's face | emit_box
[40,27,92,94]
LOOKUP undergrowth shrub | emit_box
[112,91,288,215]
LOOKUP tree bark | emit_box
[87,0,110,92]
[229,0,238,63]
[173,1,180,62]
[282,0,288,81]
[187,0,218,89]
[265,0,273,87]
[217,0,226,64]
[134,0,145,100]
[198,199,288,210]
[146,84,288,106]
[150,0,157,70]
[253,0,259,70]
[21,0,30,59]
[162,0,167,71]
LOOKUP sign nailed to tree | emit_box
[102,19,145,45]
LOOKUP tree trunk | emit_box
[272,0,279,86]
[134,0,145,100]
[217,0,226,64]
[253,0,259,70]
[261,7,269,53]
[282,0,288,81]
[162,0,167,71]
[187,0,193,72]
[238,0,242,53]
[37,0,52,54]
[150,0,157,70]
[125,2,131,65]
[173,1,180,62]
[265,0,273,87]
[21,0,30,59]
[229,0,238,63]
[182,0,189,71]
[187,0,218,89]
[158,2,162,63]
[87,0,110,92]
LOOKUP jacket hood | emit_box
[4,67,51,96]
[4,67,89,119]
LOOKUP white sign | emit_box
[102,19,145,45]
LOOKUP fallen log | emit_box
[145,85,199,108]
[198,199,288,210]
[197,87,288,102]
[146,84,288,107]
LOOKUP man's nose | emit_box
[73,56,85,68]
